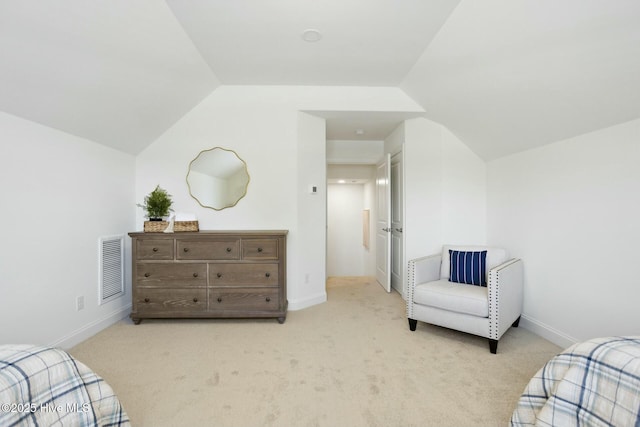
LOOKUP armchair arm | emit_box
[408,254,442,287]
[488,258,523,340]
[407,254,441,318]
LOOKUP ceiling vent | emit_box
[99,235,125,305]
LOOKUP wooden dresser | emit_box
[128,230,287,324]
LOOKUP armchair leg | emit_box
[489,339,498,354]
[408,318,417,331]
[512,316,521,328]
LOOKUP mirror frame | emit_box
[186,146,250,211]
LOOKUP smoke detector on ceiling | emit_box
[302,29,322,42]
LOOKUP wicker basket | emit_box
[143,220,199,233]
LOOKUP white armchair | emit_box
[406,245,523,354]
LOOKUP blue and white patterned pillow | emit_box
[449,250,487,286]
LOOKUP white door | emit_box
[375,154,391,292]
[390,152,404,296]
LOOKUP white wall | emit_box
[441,127,487,245]
[487,118,640,346]
[0,112,135,348]
[135,85,424,310]
[327,164,380,182]
[401,118,444,261]
[327,184,368,276]
[296,112,327,306]
[399,118,486,261]
[326,140,384,164]
[326,163,377,277]
[385,118,487,297]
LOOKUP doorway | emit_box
[327,182,369,276]
[326,164,377,279]
[326,151,405,298]
[321,112,413,300]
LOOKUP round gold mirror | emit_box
[186,147,250,210]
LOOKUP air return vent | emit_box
[99,235,124,305]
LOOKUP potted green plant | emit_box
[138,185,173,221]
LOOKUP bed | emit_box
[0,344,130,426]
[511,336,640,426]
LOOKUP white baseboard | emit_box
[288,292,327,311]
[51,304,131,350]
[520,314,578,349]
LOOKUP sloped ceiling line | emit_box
[0,1,639,159]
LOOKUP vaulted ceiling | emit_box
[1,1,639,160]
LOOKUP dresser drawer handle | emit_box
[217,273,222,278]
[144,273,150,277]
[226,247,232,252]
[265,297,271,302]
[152,247,158,252]
[183,248,190,252]
[193,273,199,278]
[144,298,150,303]
[193,298,198,303]
[265,272,271,278]
[217,297,222,303]
[257,247,263,252]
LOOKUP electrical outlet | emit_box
[76,296,85,311]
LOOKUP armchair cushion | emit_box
[449,250,487,286]
[413,279,489,317]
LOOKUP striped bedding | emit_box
[511,336,640,427]
[0,344,130,426]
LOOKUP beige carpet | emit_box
[70,277,561,427]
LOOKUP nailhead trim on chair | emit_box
[488,259,521,341]
[488,267,499,341]
[407,259,416,319]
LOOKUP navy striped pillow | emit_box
[449,250,487,286]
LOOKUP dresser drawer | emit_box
[136,263,207,286]
[136,239,174,260]
[177,239,240,260]
[209,263,279,286]
[242,239,278,260]
[210,288,280,311]
[135,288,207,313]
